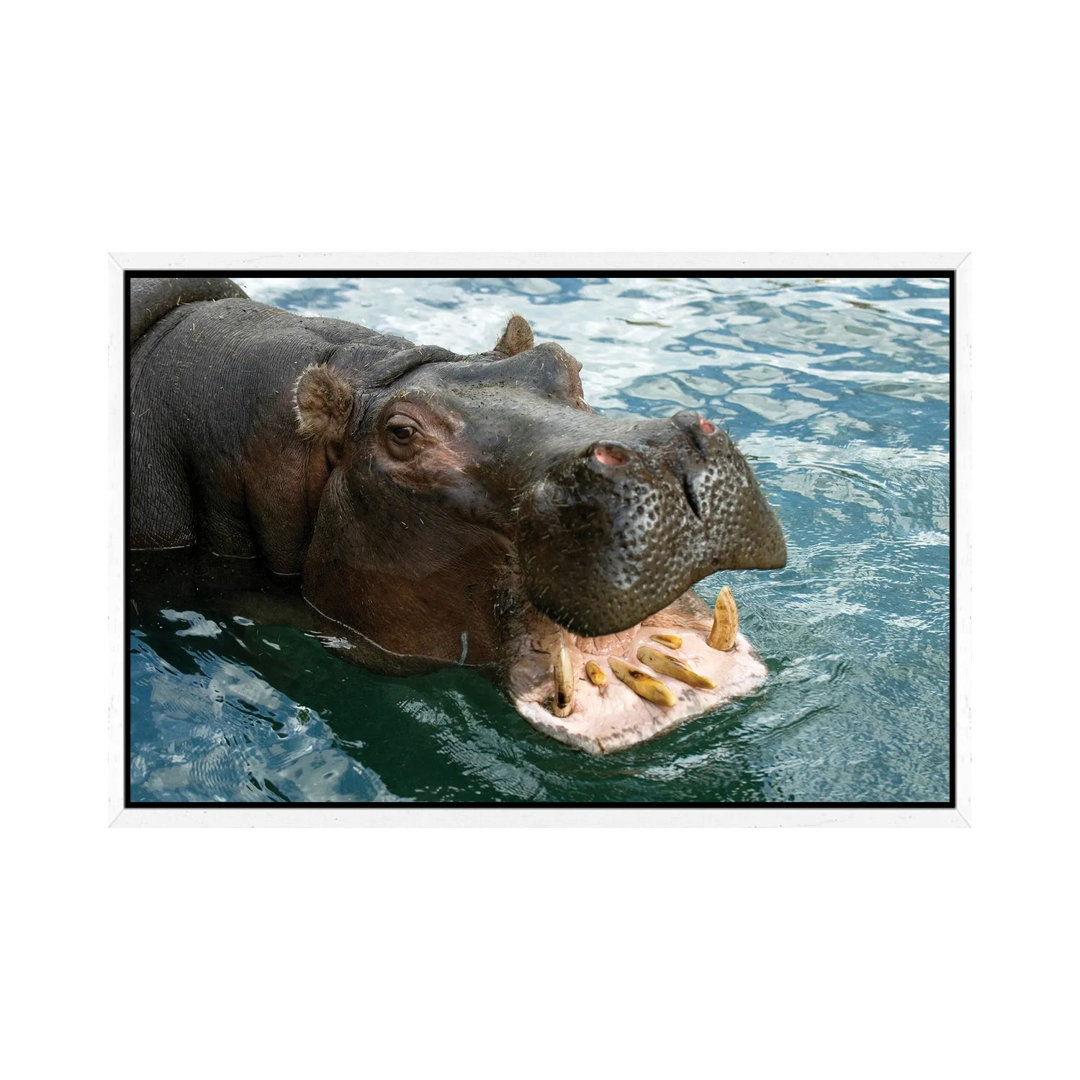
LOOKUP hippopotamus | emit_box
[129,277,786,753]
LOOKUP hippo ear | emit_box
[294,364,355,447]
[493,314,534,357]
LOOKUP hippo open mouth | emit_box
[504,586,767,755]
[129,280,787,755]
[495,397,784,752]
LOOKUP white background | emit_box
[3,2,1075,1078]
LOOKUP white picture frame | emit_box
[109,253,970,827]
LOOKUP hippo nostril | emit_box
[670,410,714,460]
[592,443,630,467]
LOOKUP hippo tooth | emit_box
[608,658,676,708]
[585,660,607,689]
[636,645,716,690]
[707,586,739,652]
[552,644,574,717]
[650,633,683,649]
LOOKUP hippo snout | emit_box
[516,412,786,637]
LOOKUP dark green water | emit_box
[129,275,951,804]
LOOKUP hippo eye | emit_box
[385,415,420,447]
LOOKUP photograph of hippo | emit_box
[126,272,952,805]
[129,276,786,759]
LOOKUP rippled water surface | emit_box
[129,275,951,804]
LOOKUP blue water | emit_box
[129,275,951,803]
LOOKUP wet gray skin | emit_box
[370,347,787,637]
[130,279,786,677]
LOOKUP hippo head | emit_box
[295,316,786,750]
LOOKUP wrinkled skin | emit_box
[130,278,786,750]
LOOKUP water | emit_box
[128,275,951,804]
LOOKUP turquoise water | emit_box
[128,275,951,804]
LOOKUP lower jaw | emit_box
[504,588,767,755]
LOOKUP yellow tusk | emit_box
[707,586,739,651]
[585,660,607,689]
[649,633,683,649]
[636,645,716,689]
[608,657,676,708]
[552,644,574,717]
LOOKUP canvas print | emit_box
[126,271,952,806]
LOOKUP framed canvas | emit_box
[109,253,970,826]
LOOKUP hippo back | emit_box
[129,277,249,345]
